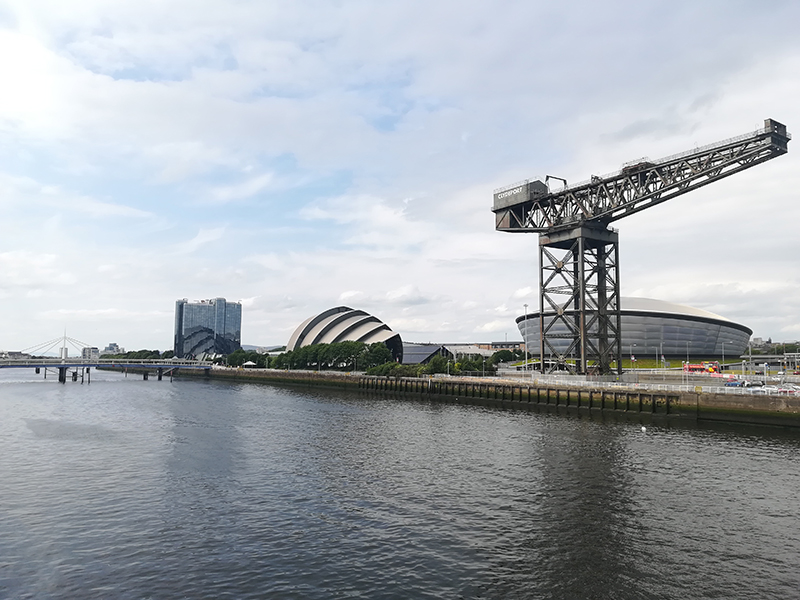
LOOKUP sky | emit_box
[0,0,799,352]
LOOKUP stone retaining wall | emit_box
[162,368,800,427]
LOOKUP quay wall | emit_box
[156,367,800,428]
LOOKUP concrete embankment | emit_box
[158,367,800,428]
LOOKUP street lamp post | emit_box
[781,341,787,373]
[523,304,528,374]
[722,341,732,371]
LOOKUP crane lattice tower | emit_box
[492,118,790,375]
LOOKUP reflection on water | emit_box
[0,369,799,599]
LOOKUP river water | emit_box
[1,369,799,599]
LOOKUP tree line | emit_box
[101,349,174,359]
[267,341,393,370]
[101,343,521,376]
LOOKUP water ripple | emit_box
[0,372,799,599]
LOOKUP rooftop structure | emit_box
[401,343,451,365]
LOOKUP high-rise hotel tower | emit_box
[174,298,242,358]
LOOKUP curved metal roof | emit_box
[515,297,753,346]
[517,297,735,324]
[286,306,402,352]
[620,297,731,322]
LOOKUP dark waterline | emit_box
[1,369,799,599]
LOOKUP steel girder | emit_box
[493,119,790,233]
[494,118,789,376]
[538,226,621,375]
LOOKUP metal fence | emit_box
[495,369,798,397]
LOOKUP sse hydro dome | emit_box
[517,298,752,360]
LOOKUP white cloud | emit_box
[475,320,511,334]
[209,173,273,203]
[0,1,796,350]
[385,285,431,306]
[339,290,364,303]
[0,173,153,218]
[39,308,169,320]
[173,227,226,254]
[512,287,536,301]
[0,250,75,291]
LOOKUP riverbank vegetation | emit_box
[267,341,393,371]
[365,352,508,377]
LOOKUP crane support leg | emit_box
[538,226,622,376]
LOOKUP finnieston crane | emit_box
[492,119,791,375]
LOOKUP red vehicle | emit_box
[683,361,721,374]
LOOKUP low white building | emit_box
[82,347,100,360]
[102,343,124,355]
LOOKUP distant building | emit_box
[102,343,124,355]
[0,351,31,359]
[476,341,525,351]
[401,343,451,365]
[81,347,100,360]
[174,298,242,358]
[443,344,494,358]
[518,297,752,359]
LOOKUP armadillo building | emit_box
[287,306,403,362]
[517,298,752,360]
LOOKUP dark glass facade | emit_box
[174,298,242,358]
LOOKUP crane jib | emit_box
[492,118,790,232]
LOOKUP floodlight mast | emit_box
[493,118,790,375]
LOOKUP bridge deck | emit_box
[0,359,211,370]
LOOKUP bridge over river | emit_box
[0,358,211,383]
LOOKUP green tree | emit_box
[491,349,515,364]
[227,348,247,367]
[365,343,393,368]
[366,362,421,377]
[312,343,330,369]
[272,352,289,369]
[425,355,449,374]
